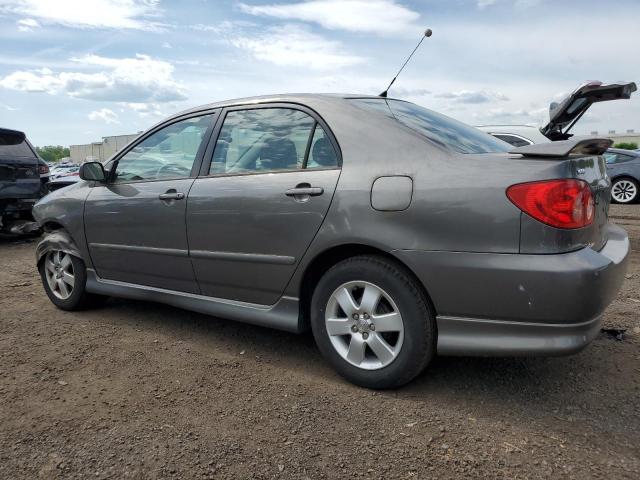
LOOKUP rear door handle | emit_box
[285,187,324,197]
[159,191,185,201]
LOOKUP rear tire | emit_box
[39,250,108,311]
[310,255,436,389]
[611,177,639,204]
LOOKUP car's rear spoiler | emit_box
[509,137,613,158]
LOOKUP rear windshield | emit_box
[350,98,511,154]
[0,132,35,158]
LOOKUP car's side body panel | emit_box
[84,268,302,332]
[185,102,343,305]
[33,181,92,264]
[187,168,341,304]
[83,178,199,293]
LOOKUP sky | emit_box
[0,0,638,147]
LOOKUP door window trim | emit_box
[197,102,342,179]
[104,109,220,185]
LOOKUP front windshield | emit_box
[351,98,511,154]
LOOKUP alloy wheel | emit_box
[44,251,75,300]
[612,179,638,203]
[325,281,404,370]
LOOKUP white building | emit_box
[589,129,640,146]
[70,132,141,163]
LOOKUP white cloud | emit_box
[0,101,19,111]
[0,0,164,30]
[16,17,39,31]
[124,102,165,117]
[477,0,541,8]
[229,24,366,70]
[238,0,420,35]
[472,106,548,126]
[0,54,187,103]
[88,108,119,124]
[476,0,498,7]
[436,90,509,104]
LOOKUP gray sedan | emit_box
[32,94,629,388]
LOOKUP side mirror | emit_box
[79,162,106,182]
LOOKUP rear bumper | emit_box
[393,223,629,356]
[435,314,602,356]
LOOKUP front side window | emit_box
[351,98,511,154]
[209,108,338,175]
[114,114,214,183]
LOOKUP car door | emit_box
[84,112,217,293]
[187,104,341,305]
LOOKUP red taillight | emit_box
[39,164,49,175]
[506,179,594,229]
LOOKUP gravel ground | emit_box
[1,205,639,479]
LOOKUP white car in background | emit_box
[477,81,637,146]
[49,164,79,180]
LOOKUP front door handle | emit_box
[285,187,324,197]
[159,190,185,201]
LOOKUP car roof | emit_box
[170,93,394,119]
[0,127,26,136]
[607,148,640,156]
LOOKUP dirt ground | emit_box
[1,205,639,479]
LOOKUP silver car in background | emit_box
[33,94,629,388]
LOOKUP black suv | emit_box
[0,128,44,233]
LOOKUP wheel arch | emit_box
[298,243,436,331]
[35,225,83,268]
[610,174,639,182]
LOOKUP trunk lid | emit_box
[0,128,41,200]
[540,81,637,141]
[509,138,612,253]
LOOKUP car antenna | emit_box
[379,29,432,98]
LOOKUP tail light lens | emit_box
[38,164,49,175]
[506,179,594,229]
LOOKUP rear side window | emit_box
[492,134,533,147]
[351,98,511,154]
[0,132,35,157]
[209,107,338,175]
[605,152,636,164]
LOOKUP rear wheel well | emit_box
[298,244,435,331]
[611,175,639,183]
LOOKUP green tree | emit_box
[613,142,638,150]
[35,145,70,163]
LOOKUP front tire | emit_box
[310,255,436,389]
[39,250,107,310]
[611,177,639,204]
